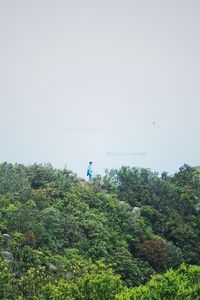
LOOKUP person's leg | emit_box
[89,174,92,182]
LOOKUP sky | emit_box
[0,0,200,178]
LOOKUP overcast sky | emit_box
[0,0,200,178]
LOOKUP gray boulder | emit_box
[131,207,141,218]
[2,233,12,240]
[2,233,12,246]
[47,263,57,271]
[68,172,77,179]
[119,201,126,205]
[1,251,12,259]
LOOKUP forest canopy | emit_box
[0,162,200,299]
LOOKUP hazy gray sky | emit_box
[0,0,200,178]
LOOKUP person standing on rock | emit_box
[87,161,93,182]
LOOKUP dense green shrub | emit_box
[116,264,200,300]
[0,162,200,298]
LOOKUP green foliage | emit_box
[25,163,57,189]
[116,264,200,300]
[0,163,31,201]
[165,241,184,269]
[0,259,15,300]
[136,239,166,272]
[0,162,200,299]
[74,271,123,300]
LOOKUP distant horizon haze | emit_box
[0,0,199,179]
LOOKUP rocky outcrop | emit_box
[131,207,141,218]
[79,178,89,187]
[2,233,12,247]
[68,172,77,179]
[1,251,12,259]
[46,262,57,271]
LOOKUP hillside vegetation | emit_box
[0,162,200,299]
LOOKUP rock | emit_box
[131,207,141,218]
[2,234,12,246]
[46,263,57,271]
[1,251,12,259]
[2,233,12,240]
[68,172,76,179]
[79,178,89,187]
[119,201,126,205]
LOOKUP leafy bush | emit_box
[116,264,200,300]
[0,162,200,298]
